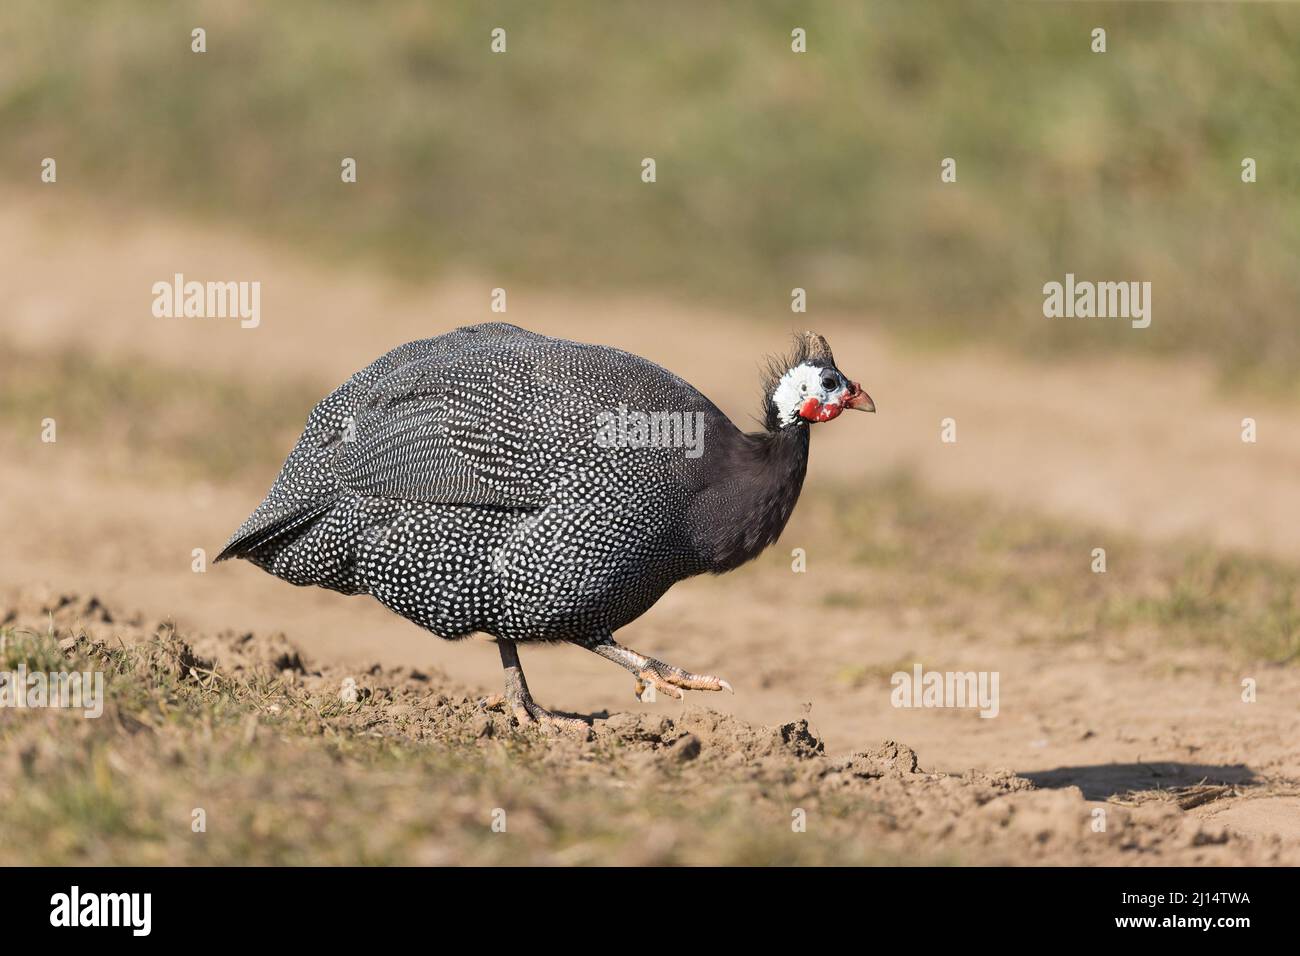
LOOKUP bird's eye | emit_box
[820,372,839,392]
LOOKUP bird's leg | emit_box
[482,640,587,732]
[580,635,734,702]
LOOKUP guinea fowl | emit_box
[216,323,873,727]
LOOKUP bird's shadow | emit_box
[549,708,610,726]
[1024,762,1258,801]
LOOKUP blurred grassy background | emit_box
[3,0,1298,388]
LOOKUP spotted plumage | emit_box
[217,322,873,726]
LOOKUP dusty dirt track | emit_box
[3,194,1299,862]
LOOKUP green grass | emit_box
[0,343,317,480]
[800,473,1300,665]
[2,2,1300,385]
[0,625,69,673]
[1097,553,1300,663]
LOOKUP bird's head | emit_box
[763,332,874,430]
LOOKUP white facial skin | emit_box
[772,362,849,427]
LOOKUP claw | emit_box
[633,663,731,700]
[636,671,685,700]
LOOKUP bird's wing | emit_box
[330,347,551,509]
[217,322,736,562]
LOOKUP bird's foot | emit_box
[487,640,589,735]
[630,658,734,702]
[479,691,588,734]
[582,635,735,702]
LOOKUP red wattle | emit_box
[798,397,843,422]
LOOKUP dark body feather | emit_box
[218,323,809,644]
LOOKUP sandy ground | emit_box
[3,192,1299,861]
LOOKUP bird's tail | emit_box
[213,499,334,563]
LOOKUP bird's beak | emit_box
[843,381,876,413]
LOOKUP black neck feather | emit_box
[692,422,810,574]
